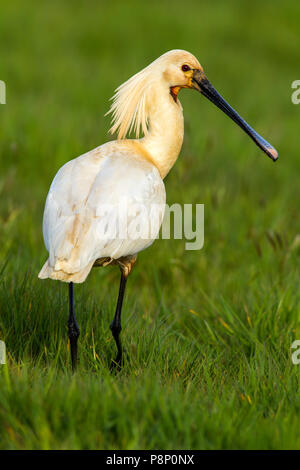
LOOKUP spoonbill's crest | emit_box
[39,49,278,370]
[107,50,202,139]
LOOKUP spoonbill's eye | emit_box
[181,64,190,72]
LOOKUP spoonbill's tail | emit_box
[38,259,94,283]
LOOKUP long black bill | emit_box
[192,70,278,162]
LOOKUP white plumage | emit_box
[39,141,165,283]
[39,50,200,283]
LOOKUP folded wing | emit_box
[39,146,166,283]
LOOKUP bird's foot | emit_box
[110,349,127,374]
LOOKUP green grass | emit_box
[0,0,300,450]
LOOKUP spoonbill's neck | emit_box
[140,85,184,179]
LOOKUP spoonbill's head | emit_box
[109,49,278,162]
[155,50,203,93]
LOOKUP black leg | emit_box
[110,272,127,370]
[68,282,80,371]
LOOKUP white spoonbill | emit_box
[39,50,278,370]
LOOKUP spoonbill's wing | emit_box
[39,145,165,283]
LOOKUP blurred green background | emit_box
[0,0,300,450]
